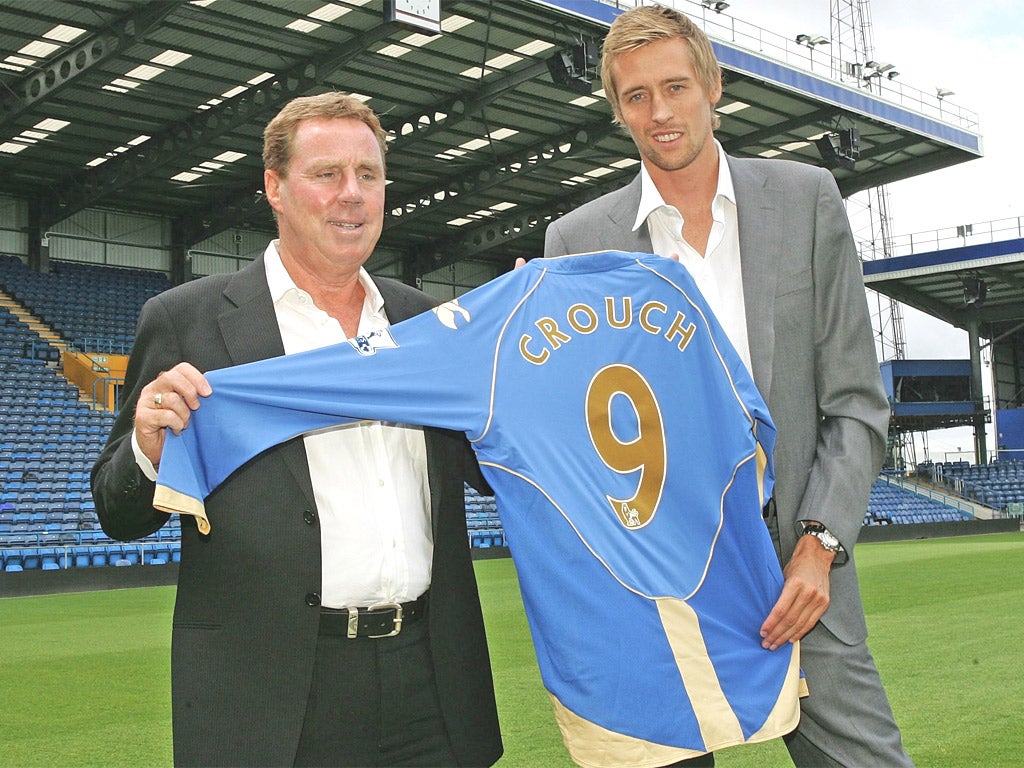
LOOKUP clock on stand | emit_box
[384,0,442,34]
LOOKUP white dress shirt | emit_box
[633,140,753,375]
[135,242,432,608]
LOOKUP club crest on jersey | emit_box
[433,299,471,330]
[348,328,398,356]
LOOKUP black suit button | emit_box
[305,592,321,607]
[303,509,316,525]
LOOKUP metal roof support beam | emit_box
[177,52,592,247]
[39,21,401,233]
[174,186,275,255]
[168,218,192,286]
[386,57,560,152]
[721,106,836,156]
[836,135,960,196]
[414,179,622,270]
[386,118,618,231]
[987,265,1024,291]
[0,1,183,129]
[26,199,49,273]
[868,282,957,327]
[966,316,989,464]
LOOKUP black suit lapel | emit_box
[217,255,316,508]
[219,255,287,366]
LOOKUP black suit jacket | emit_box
[91,255,503,767]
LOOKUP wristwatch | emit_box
[801,523,842,554]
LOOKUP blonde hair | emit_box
[262,92,388,175]
[601,5,722,129]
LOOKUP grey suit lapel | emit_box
[729,157,780,403]
[610,176,653,253]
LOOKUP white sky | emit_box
[716,0,1024,461]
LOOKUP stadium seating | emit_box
[3,254,984,567]
[0,254,514,568]
[465,484,506,548]
[0,254,183,570]
[0,254,172,355]
[865,477,974,525]
[933,459,1024,513]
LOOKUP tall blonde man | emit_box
[545,6,911,767]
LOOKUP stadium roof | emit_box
[0,0,983,269]
[864,234,1024,342]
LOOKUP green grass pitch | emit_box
[1,532,1021,767]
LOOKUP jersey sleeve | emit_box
[152,268,536,532]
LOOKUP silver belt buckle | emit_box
[366,602,403,638]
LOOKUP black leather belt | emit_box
[319,592,428,639]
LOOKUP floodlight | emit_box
[796,34,830,47]
[862,61,896,80]
[815,128,859,170]
[547,42,597,95]
[962,275,987,307]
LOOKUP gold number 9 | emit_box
[585,364,667,529]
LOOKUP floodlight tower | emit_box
[831,0,912,470]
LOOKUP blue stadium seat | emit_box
[4,552,24,572]
[40,548,61,570]
[89,546,108,567]
[71,546,91,568]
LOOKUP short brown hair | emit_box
[601,5,722,128]
[262,92,388,175]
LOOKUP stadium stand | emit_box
[1,253,1006,572]
[0,254,182,571]
[932,459,1024,516]
[0,253,172,355]
[864,476,974,525]
[0,253,514,570]
[465,484,506,549]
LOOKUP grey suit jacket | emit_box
[91,255,502,767]
[545,156,890,644]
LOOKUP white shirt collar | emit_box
[262,240,385,316]
[633,139,736,231]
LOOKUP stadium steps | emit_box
[897,474,997,519]
[0,290,105,410]
[0,291,67,350]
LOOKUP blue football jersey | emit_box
[154,250,800,765]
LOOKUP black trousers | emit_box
[294,617,455,767]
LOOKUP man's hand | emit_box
[134,362,212,467]
[759,534,834,650]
